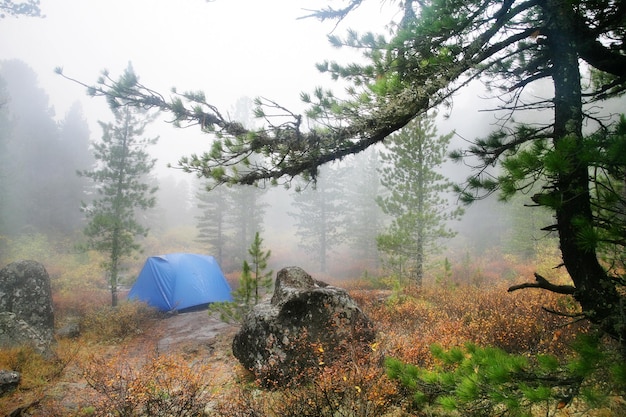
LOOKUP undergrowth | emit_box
[80,350,214,416]
[80,300,161,342]
[1,256,624,416]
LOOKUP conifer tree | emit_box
[344,148,385,269]
[228,184,267,267]
[195,183,230,266]
[1,60,70,235]
[78,67,158,306]
[377,113,461,285]
[209,232,272,323]
[62,0,626,352]
[248,231,273,304]
[289,164,348,273]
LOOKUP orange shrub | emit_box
[80,350,213,416]
[212,342,400,417]
[80,301,161,343]
[354,283,587,368]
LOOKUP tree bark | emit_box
[543,0,623,345]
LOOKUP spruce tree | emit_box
[227,184,267,267]
[344,148,385,269]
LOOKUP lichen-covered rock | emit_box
[0,370,20,396]
[0,312,51,355]
[0,260,55,354]
[232,266,375,386]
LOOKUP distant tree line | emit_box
[0,60,93,239]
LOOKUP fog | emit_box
[0,1,576,280]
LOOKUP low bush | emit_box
[80,301,161,342]
[53,288,110,322]
[363,283,586,368]
[0,340,80,416]
[212,342,400,417]
[81,350,214,416]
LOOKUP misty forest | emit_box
[1,0,625,416]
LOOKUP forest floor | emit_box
[3,284,625,416]
[2,310,241,416]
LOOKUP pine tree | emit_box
[209,232,273,323]
[386,335,626,416]
[289,164,348,273]
[78,67,158,306]
[1,60,67,235]
[66,0,626,352]
[54,102,94,234]
[344,148,385,269]
[377,113,461,285]
[227,184,267,268]
[195,183,230,266]
[248,231,273,304]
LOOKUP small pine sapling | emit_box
[248,231,273,304]
[210,232,273,323]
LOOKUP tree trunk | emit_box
[545,1,624,346]
[111,284,118,307]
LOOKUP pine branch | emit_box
[508,273,576,295]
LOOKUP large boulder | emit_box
[0,260,55,354]
[232,266,375,386]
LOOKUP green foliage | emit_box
[386,334,625,416]
[78,65,158,306]
[289,164,348,273]
[377,112,462,285]
[248,231,273,304]
[209,231,273,323]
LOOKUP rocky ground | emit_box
[4,310,240,416]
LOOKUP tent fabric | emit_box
[128,253,232,312]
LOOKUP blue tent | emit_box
[128,253,232,312]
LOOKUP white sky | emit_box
[0,0,400,174]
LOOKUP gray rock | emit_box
[56,321,80,339]
[0,370,20,396]
[0,260,55,354]
[232,266,375,386]
[0,312,51,355]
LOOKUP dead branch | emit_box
[508,273,576,295]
